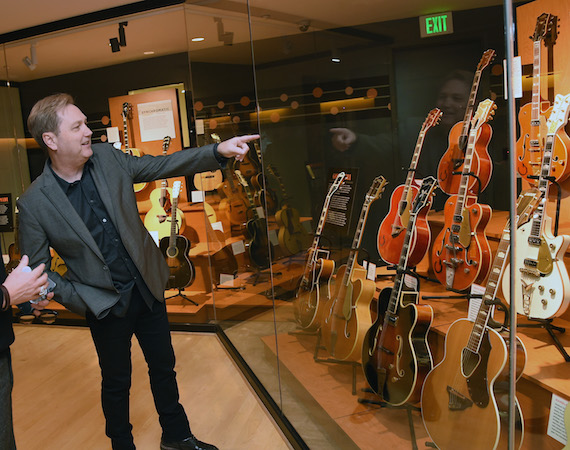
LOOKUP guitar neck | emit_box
[452,127,479,218]
[531,40,543,125]
[402,129,428,199]
[242,178,259,218]
[341,197,373,287]
[386,211,419,316]
[168,197,180,248]
[460,69,483,136]
[468,221,511,353]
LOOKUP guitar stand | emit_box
[247,267,282,286]
[165,288,198,306]
[313,331,360,395]
[527,175,562,236]
[358,390,421,450]
[518,318,570,362]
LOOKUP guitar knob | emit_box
[392,376,399,383]
[542,299,548,308]
[472,208,478,215]
[549,243,555,251]
[549,288,556,295]
[538,285,544,292]
[388,363,394,370]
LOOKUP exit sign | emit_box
[419,12,454,38]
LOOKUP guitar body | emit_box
[276,205,312,256]
[438,122,493,195]
[294,258,335,331]
[502,215,570,319]
[377,184,432,267]
[144,187,185,241]
[245,217,272,269]
[432,195,492,291]
[194,170,223,192]
[5,243,20,274]
[233,154,259,178]
[251,173,278,216]
[159,234,195,289]
[320,264,375,361]
[362,286,433,405]
[421,319,525,450]
[219,196,248,226]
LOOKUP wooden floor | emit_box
[10,325,292,450]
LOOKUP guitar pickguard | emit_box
[465,330,491,408]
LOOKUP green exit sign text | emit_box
[419,12,454,38]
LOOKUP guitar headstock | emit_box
[365,176,388,204]
[172,180,182,200]
[122,102,133,120]
[329,172,346,197]
[546,94,570,135]
[532,13,557,45]
[162,136,171,153]
[421,108,443,133]
[471,99,496,130]
[412,176,438,215]
[254,142,262,160]
[477,49,496,71]
[515,188,543,228]
[235,169,247,188]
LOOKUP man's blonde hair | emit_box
[27,93,75,151]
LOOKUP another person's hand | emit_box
[2,255,54,306]
[217,135,260,161]
[330,128,357,152]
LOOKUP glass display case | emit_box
[1,0,569,448]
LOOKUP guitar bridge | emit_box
[446,386,473,411]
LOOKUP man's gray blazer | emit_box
[18,142,221,318]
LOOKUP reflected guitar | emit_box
[377,108,441,267]
[437,49,495,195]
[432,100,495,291]
[320,176,387,362]
[516,13,570,184]
[235,170,272,270]
[421,188,538,450]
[502,94,570,320]
[294,171,346,331]
[268,164,311,256]
[362,177,437,406]
[144,137,186,240]
[217,164,249,226]
[159,181,195,289]
[121,102,147,193]
[250,143,278,216]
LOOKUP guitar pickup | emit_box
[527,236,541,246]
[523,258,538,268]
[444,245,462,252]
[453,215,463,223]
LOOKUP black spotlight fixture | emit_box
[109,21,128,53]
[109,37,121,53]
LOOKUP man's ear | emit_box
[42,132,57,151]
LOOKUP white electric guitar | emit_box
[502,93,570,319]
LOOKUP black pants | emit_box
[86,288,190,450]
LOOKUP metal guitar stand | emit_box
[358,390,421,450]
[165,288,198,306]
[313,330,360,395]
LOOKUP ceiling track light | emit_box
[109,21,128,53]
[23,43,37,71]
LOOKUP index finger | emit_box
[237,134,260,143]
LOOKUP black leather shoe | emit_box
[160,435,218,450]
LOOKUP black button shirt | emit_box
[51,160,155,317]
[0,243,14,354]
